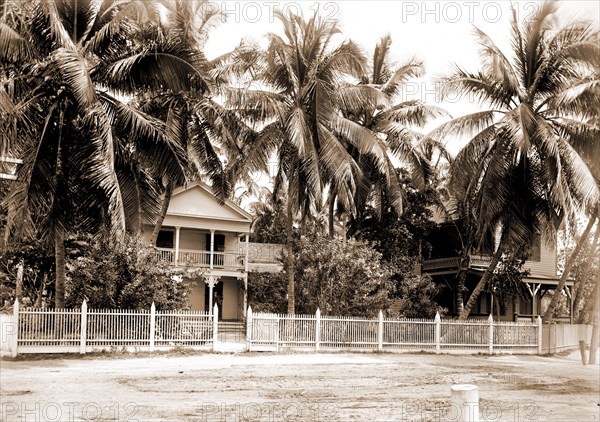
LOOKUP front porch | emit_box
[187,275,245,320]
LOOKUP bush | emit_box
[65,235,191,310]
[391,275,446,318]
[248,234,393,317]
[0,239,55,308]
[246,272,288,314]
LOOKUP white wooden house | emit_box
[142,181,282,321]
[421,225,573,321]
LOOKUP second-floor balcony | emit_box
[156,242,284,272]
[422,255,493,272]
[157,248,245,270]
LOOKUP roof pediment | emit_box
[167,182,252,223]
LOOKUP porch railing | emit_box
[421,254,493,272]
[238,242,284,264]
[156,248,244,270]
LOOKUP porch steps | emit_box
[218,321,245,333]
[217,321,246,344]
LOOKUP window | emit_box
[156,230,174,248]
[205,233,225,252]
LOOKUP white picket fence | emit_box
[542,323,594,354]
[246,307,542,354]
[1,300,218,357]
[2,302,594,357]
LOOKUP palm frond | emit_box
[423,110,496,143]
[382,61,425,98]
[0,22,35,62]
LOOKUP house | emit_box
[421,223,573,321]
[142,181,283,321]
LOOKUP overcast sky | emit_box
[202,0,600,155]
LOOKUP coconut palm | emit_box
[229,11,411,313]
[0,0,204,307]
[135,1,270,244]
[335,34,450,236]
[543,68,600,321]
[431,0,599,319]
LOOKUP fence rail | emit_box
[1,302,595,357]
[1,300,219,356]
[246,308,544,354]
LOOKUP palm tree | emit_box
[336,34,450,235]
[0,0,201,307]
[432,1,599,319]
[542,67,600,322]
[230,11,411,313]
[135,0,269,245]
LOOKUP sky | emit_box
[200,0,599,155]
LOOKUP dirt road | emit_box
[1,351,598,421]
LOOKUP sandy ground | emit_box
[1,350,599,422]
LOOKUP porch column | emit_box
[210,229,215,269]
[244,233,250,317]
[245,232,250,273]
[532,283,540,319]
[174,226,181,266]
[205,275,220,316]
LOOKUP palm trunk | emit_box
[53,110,66,309]
[459,229,507,320]
[455,253,470,316]
[131,164,144,237]
[286,198,295,315]
[581,227,600,323]
[588,262,599,364]
[454,228,474,316]
[328,190,336,238]
[150,180,174,245]
[543,206,598,323]
[574,222,600,322]
[16,260,23,302]
[54,229,66,308]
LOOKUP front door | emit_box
[204,281,223,319]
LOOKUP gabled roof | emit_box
[167,181,253,223]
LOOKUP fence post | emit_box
[435,312,441,354]
[488,314,494,355]
[315,308,321,352]
[149,302,156,352]
[537,316,542,355]
[11,299,19,358]
[80,300,87,354]
[276,315,280,353]
[212,304,219,351]
[246,306,253,351]
[378,310,384,352]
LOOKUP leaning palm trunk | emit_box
[544,206,598,323]
[581,231,600,323]
[150,180,174,245]
[574,222,600,322]
[588,264,600,364]
[459,230,507,320]
[286,198,295,315]
[454,251,471,315]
